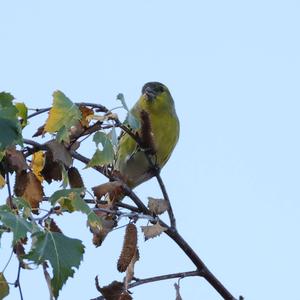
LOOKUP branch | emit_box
[71,152,236,299]
[114,121,177,228]
[6,172,13,208]
[91,270,201,300]
[128,270,201,288]
[14,262,24,300]
[27,102,109,120]
[24,105,238,300]
[154,171,176,228]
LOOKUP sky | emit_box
[1,0,300,299]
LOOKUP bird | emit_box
[114,81,180,189]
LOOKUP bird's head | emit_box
[142,82,168,101]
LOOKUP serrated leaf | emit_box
[44,91,81,143]
[147,197,169,215]
[141,222,167,241]
[0,119,22,151]
[0,205,33,244]
[0,92,14,106]
[14,172,44,212]
[0,272,9,299]
[15,102,28,127]
[87,132,114,167]
[12,197,32,218]
[0,92,22,151]
[5,147,28,173]
[46,140,72,167]
[49,189,102,231]
[26,230,84,299]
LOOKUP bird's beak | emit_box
[143,86,156,101]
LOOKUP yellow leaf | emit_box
[0,272,9,299]
[44,91,81,142]
[31,151,45,182]
[0,174,5,189]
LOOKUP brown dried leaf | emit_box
[99,280,124,300]
[15,171,44,213]
[91,203,117,247]
[6,147,28,173]
[46,140,72,167]
[147,197,169,215]
[79,105,94,128]
[117,224,137,272]
[14,170,29,197]
[141,222,167,241]
[44,218,62,233]
[41,151,62,183]
[32,124,45,137]
[68,167,84,188]
[13,241,25,257]
[22,172,44,212]
[92,181,124,202]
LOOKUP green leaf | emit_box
[0,205,33,244]
[44,91,82,143]
[26,231,84,299]
[0,272,9,299]
[116,93,129,111]
[0,92,22,151]
[0,92,14,107]
[116,93,140,129]
[60,166,69,188]
[15,102,28,128]
[87,132,114,167]
[12,197,32,218]
[49,189,102,231]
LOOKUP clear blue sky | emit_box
[1,1,300,299]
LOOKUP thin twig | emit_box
[155,171,176,229]
[14,262,24,300]
[2,250,14,273]
[6,172,13,208]
[128,270,202,288]
[27,102,109,120]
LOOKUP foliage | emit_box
[0,90,237,300]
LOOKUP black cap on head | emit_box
[142,82,165,101]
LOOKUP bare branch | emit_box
[14,262,24,300]
[129,270,202,288]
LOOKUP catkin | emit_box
[117,223,137,272]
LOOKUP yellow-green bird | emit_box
[115,82,180,188]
